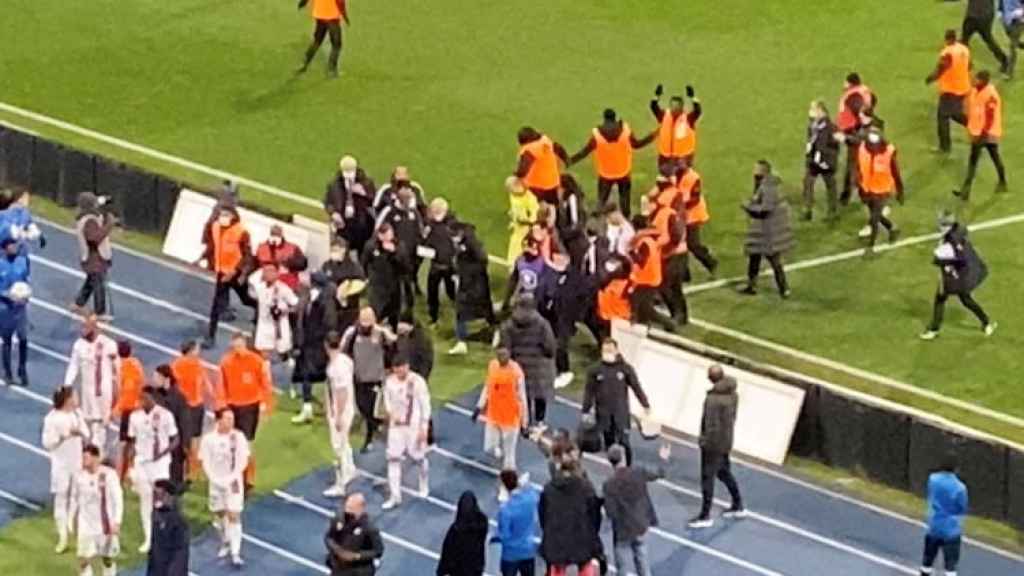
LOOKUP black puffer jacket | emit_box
[500,300,556,400]
[539,472,603,566]
[699,376,738,454]
[453,225,493,322]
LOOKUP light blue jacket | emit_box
[1002,0,1023,25]
[494,486,540,562]
[926,471,968,540]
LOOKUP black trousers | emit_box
[501,559,536,576]
[532,397,547,424]
[929,289,989,331]
[746,253,788,294]
[699,449,743,518]
[921,534,961,574]
[963,16,1008,69]
[803,165,838,218]
[962,140,1007,195]
[1006,20,1024,78]
[865,195,895,248]
[658,254,688,324]
[208,274,257,339]
[303,19,342,73]
[75,271,108,315]
[631,285,674,331]
[840,142,858,204]
[370,291,402,330]
[686,224,718,274]
[355,380,381,445]
[427,268,457,324]
[937,94,968,152]
[602,416,632,466]
[597,176,633,217]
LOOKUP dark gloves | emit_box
[520,427,530,439]
[654,84,663,98]
[38,235,47,249]
[685,85,695,98]
[470,408,481,422]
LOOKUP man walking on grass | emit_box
[954,70,1007,200]
[298,0,349,77]
[689,365,747,529]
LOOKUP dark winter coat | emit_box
[321,256,365,331]
[500,303,557,400]
[324,170,377,254]
[537,266,593,339]
[395,324,435,381]
[453,225,494,322]
[325,512,385,576]
[292,282,340,383]
[422,215,459,272]
[935,224,988,295]
[581,357,649,434]
[361,241,407,310]
[377,205,424,263]
[806,118,840,172]
[436,492,488,576]
[602,464,664,544]
[146,502,190,576]
[743,175,795,256]
[539,472,603,566]
[699,376,739,454]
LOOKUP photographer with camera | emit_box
[71,192,117,320]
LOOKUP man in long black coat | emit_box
[292,272,340,423]
[449,223,497,354]
[920,213,996,340]
[147,480,190,576]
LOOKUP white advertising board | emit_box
[612,320,805,465]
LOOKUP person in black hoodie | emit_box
[436,491,489,576]
[395,315,434,382]
[803,100,840,221]
[540,458,603,576]
[147,480,190,576]
[582,339,651,466]
[554,174,589,268]
[153,365,191,489]
[920,212,996,340]
[376,185,424,315]
[362,223,407,330]
[292,272,340,424]
[321,239,366,334]
[449,223,498,355]
[688,365,746,529]
[421,197,459,327]
[325,156,377,256]
[500,296,557,433]
[536,252,591,390]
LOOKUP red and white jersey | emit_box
[42,409,87,480]
[127,406,178,466]
[70,465,123,538]
[327,353,355,423]
[64,335,119,421]
[383,372,431,429]
[199,428,250,489]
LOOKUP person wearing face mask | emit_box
[64,315,119,456]
[72,192,117,320]
[361,223,407,330]
[146,479,190,576]
[0,236,30,386]
[920,212,996,340]
[449,222,498,355]
[740,160,794,297]
[582,339,650,467]
[341,307,397,452]
[325,155,377,256]
[248,264,300,361]
[201,207,256,349]
[375,184,424,315]
[421,197,459,327]
[373,165,427,215]
[255,225,307,291]
[325,493,384,575]
[292,272,340,424]
[857,128,904,255]
[321,239,366,333]
[803,100,840,222]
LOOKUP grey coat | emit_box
[743,175,795,256]
[501,305,557,400]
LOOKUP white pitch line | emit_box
[442,403,917,575]
[0,430,48,458]
[241,533,331,574]
[0,487,42,512]
[29,254,242,334]
[0,119,39,137]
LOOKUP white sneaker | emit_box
[102,563,117,576]
[447,341,468,356]
[857,224,871,239]
[218,543,230,558]
[138,542,151,554]
[687,516,714,529]
[722,507,749,519]
[54,539,67,555]
[381,498,401,511]
[919,330,939,341]
[231,555,245,567]
[984,322,998,337]
[554,372,574,389]
[417,478,429,498]
[291,404,314,424]
[491,330,501,348]
[323,485,346,498]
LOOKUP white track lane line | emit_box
[0,487,42,512]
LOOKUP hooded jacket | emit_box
[539,471,603,566]
[934,223,988,295]
[75,192,114,274]
[453,224,494,322]
[495,486,540,562]
[699,375,738,454]
[437,492,489,576]
[500,300,557,399]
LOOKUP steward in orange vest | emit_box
[957,70,1008,199]
[926,30,972,153]
[836,73,876,206]
[595,253,633,338]
[857,130,904,251]
[676,162,718,276]
[472,349,528,470]
[569,109,656,217]
[217,333,273,490]
[628,228,676,332]
[515,127,569,205]
[172,339,213,481]
[650,84,702,169]
[648,203,689,326]
[297,0,349,77]
[202,208,255,348]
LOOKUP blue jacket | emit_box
[0,254,29,310]
[926,472,968,539]
[0,206,39,258]
[1002,0,1024,25]
[494,486,540,562]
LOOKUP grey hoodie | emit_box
[699,376,738,453]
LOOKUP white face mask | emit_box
[867,132,881,145]
[269,237,282,246]
[330,251,345,261]
[601,352,617,363]
[342,170,357,181]
[218,216,232,227]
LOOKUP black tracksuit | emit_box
[361,241,407,329]
[421,215,459,324]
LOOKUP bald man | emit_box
[325,493,385,574]
[688,365,746,529]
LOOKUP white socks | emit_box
[102,561,117,576]
[53,494,69,549]
[387,460,402,504]
[227,520,242,557]
[80,565,94,576]
[137,483,153,548]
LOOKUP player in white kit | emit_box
[199,409,250,567]
[126,387,179,554]
[64,316,119,455]
[70,444,124,576]
[322,331,356,498]
[42,386,87,554]
[248,265,299,359]
[381,355,431,510]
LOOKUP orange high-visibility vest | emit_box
[653,184,685,214]
[114,357,144,417]
[650,206,686,255]
[519,135,561,191]
[484,359,525,429]
[938,43,971,96]
[858,144,896,196]
[218,349,273,410]
[597,278,632,322]
[172,356,206,408]
[593,124,633,180]
[630,234,663,287]
[657,112,696,158]
[967,84,1003,139]
[211,222,247,276]
[837,85,873,132]
[312,0,343,21]
[679,169,709,225]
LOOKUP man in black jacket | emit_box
[955,0,1010,74]
[146,480,190,576]
[154,365,191,489]
[421,198,458,327]
[582,339,650,465]
[321,239,366,334]
[395,315,434,382]
[539,459,603,575]
[376,185,424,316]
[803,100,840,221]
[325,493,384,575]
[325,156,377,255]
[602,443,670,576]
[362,224,406,330]
[500,296,557,433]
[449,223,498,355]
[689,364,746,529]
[920,212,997,340]
[292,272,340,424]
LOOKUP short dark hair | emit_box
[53,386,74,409]
[601,338,618,349]
[179,339,199,355]
[325,331,343,351]
[392,353,410,367]
[846,72,861,85]
[117,340,132,359]
[499,469,519,492]
[757,159,773,174]
[156,364,176,385]
[977,70,991,83]
[669,95,684,106]
[154,479,176,494]
[603,108,616,122]
[83,444,101,458]
[215,408,231,421]
[142,385,158,397]
[945,29,957,42]
[607,444,626,466]
[939,453,959,473]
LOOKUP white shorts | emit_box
[386,425,428,461]
[209,481,245,514]
[77,533,119,559]
[131,458,170,490]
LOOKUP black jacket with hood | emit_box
[699,375,738,454]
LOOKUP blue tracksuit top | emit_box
[495,486,540,562]
[926,471,968,540]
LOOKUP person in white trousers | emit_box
[64,316,119,456]
[126,387,178,553]
[323,331,357,498]
[199,409,250,567]
[381,355,431,510]
[41,386,87,554]
[70,444,123,576]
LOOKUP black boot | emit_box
[1,341,13,384]
[16,339,28,387]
